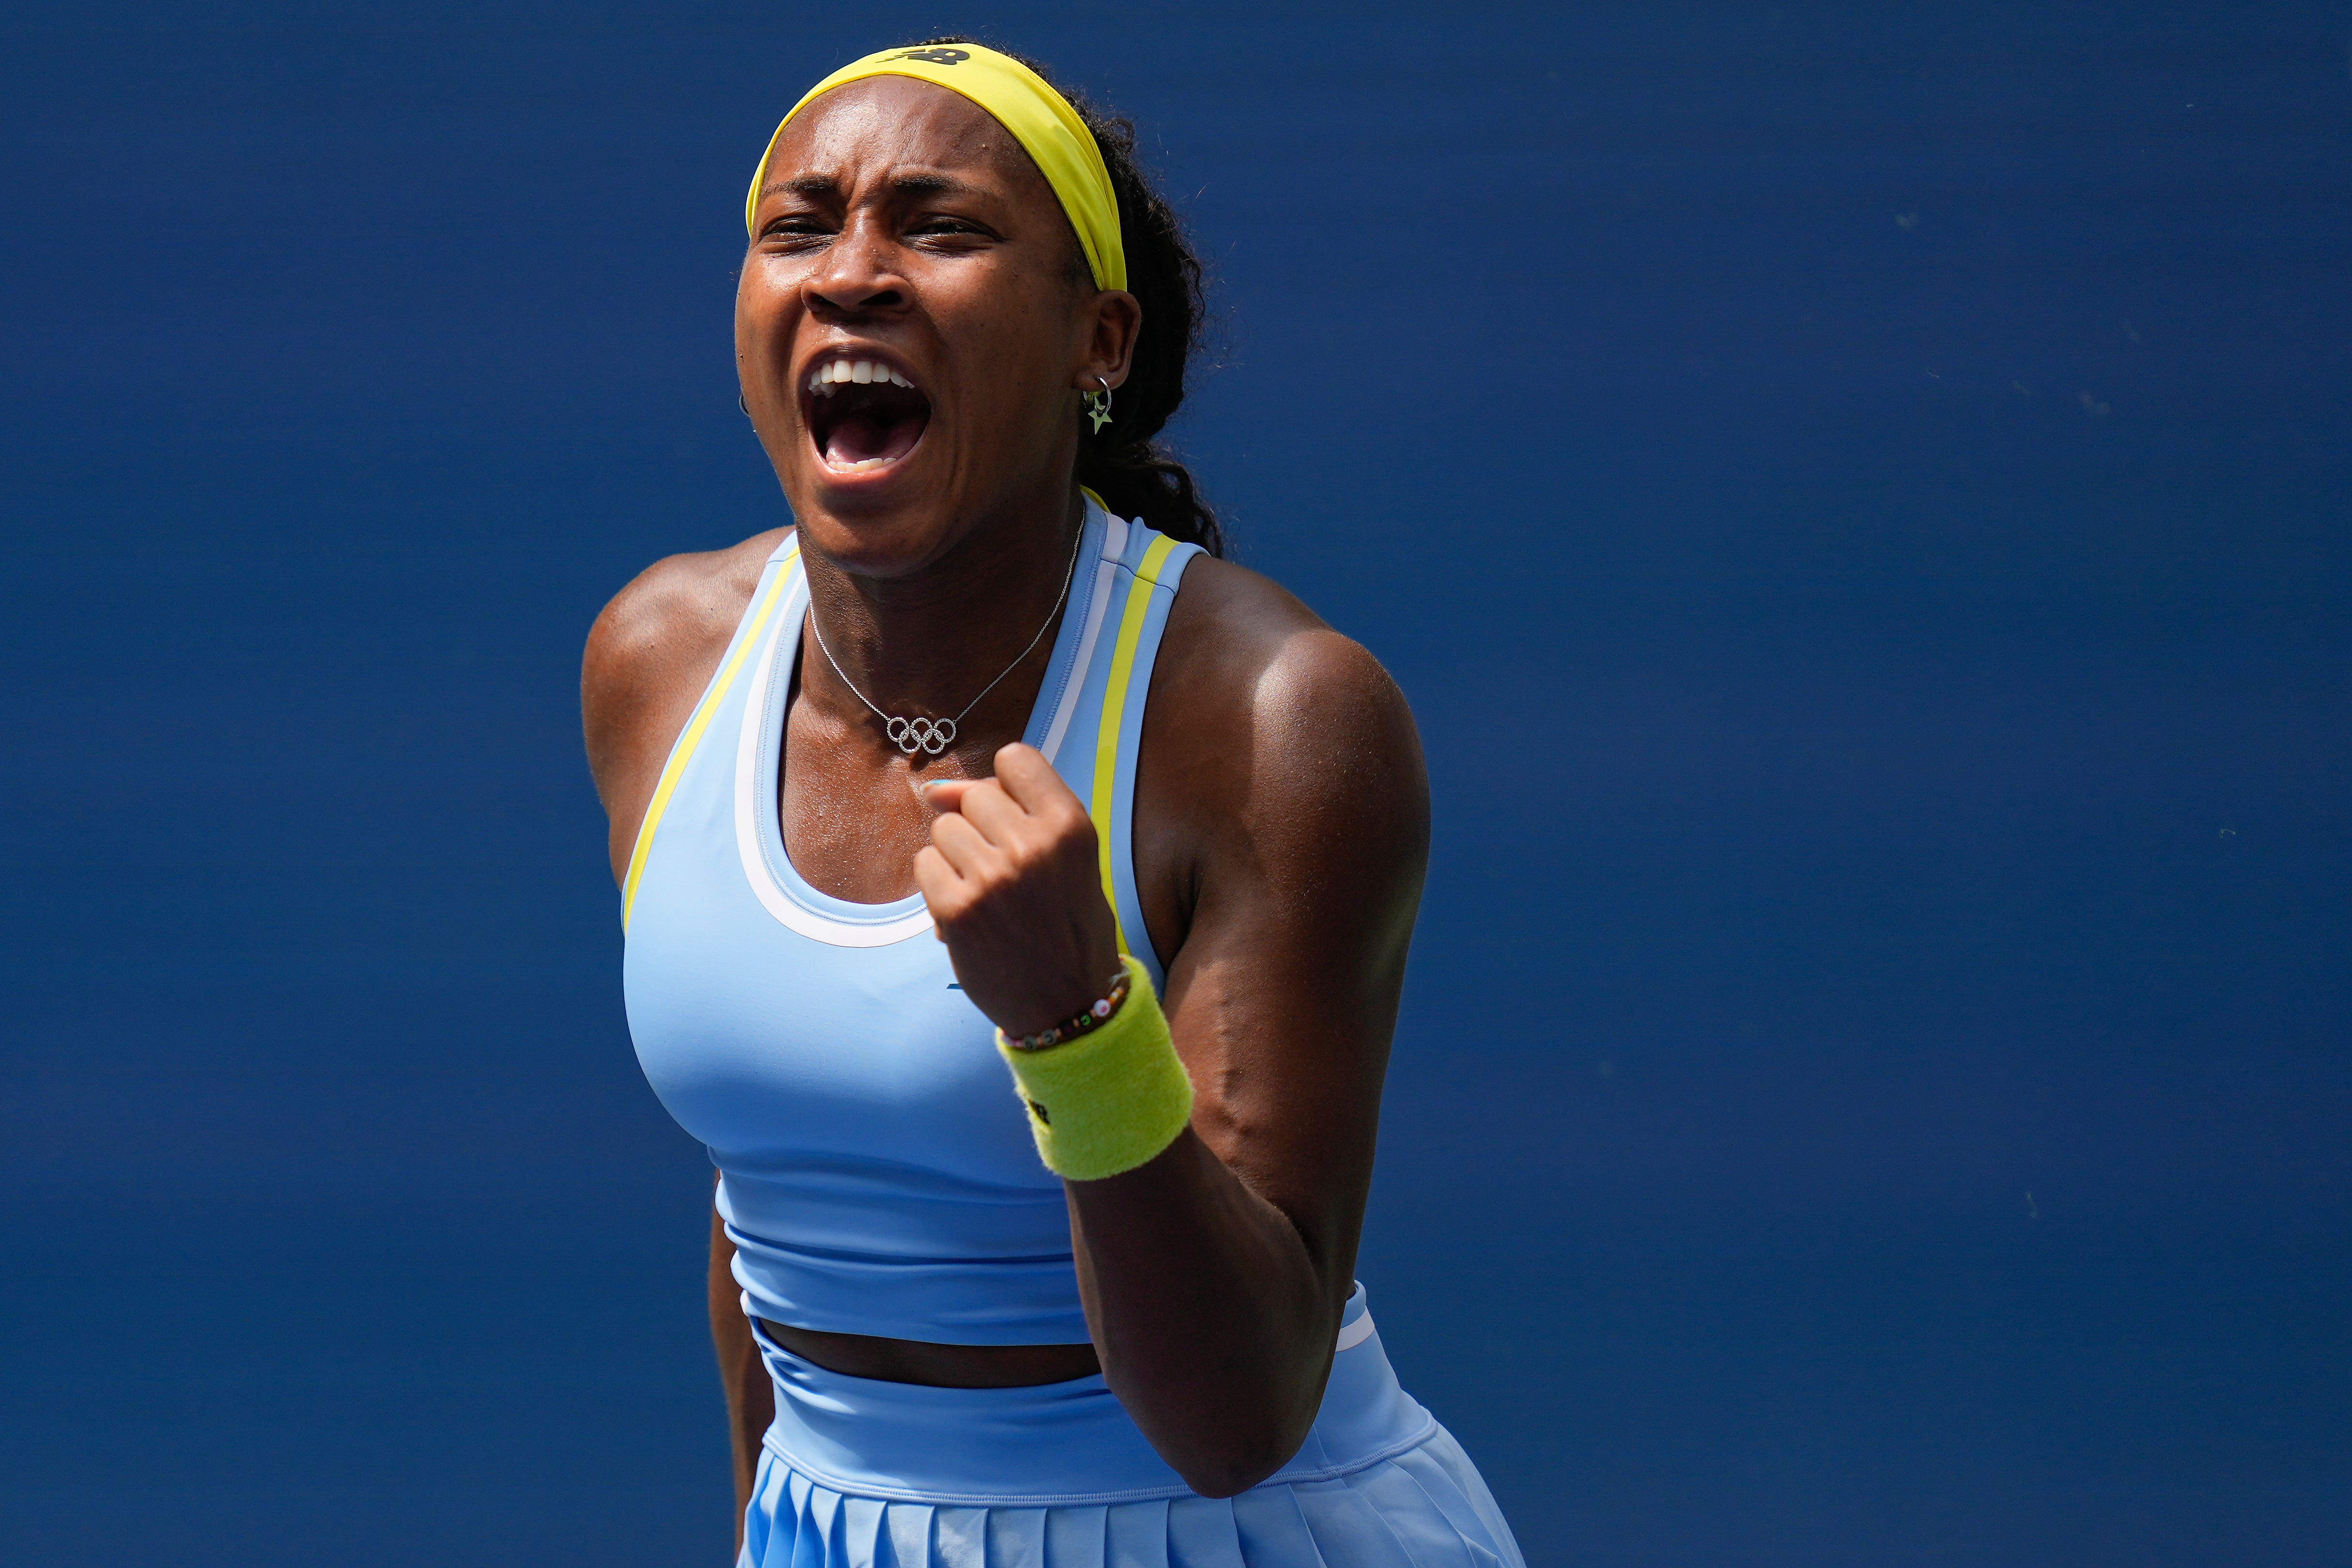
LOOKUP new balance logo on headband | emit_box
[749,42,1126,291]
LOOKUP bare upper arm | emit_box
[1135,559,1432,1290]
[582,530,788,886]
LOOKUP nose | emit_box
[804,215,910,321]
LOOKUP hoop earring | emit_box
[1082,376,1113,434]
[739,390,751,418]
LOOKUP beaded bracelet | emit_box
[1001,965,1133,1052]
[998,956,1192,1180]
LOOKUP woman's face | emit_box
[738,76,1137,577]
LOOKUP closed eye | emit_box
[907,215,997,242]
[759,215,836,246]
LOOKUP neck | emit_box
[797,482,1089,747]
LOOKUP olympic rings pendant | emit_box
[885,715,957,756]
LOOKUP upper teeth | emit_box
[808,358,914,394]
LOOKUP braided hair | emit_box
[915,37,1224,557]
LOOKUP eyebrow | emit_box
[760,172,989,202]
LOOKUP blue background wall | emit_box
[3,3,2346,1564]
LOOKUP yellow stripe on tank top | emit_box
[620,547,798,931]
[1090,534,1179,956]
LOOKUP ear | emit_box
[1076,289,1143,391]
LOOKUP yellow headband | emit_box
[743,43,1126,294]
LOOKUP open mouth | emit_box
[803,356,931,474]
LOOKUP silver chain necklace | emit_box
[805,525,1085,757]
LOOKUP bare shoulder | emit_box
[1138,557,1425,1219]
[581,527,789,882]
[1140,555,1429,936]
[583,529,786,717]
[1154,555,1426,798]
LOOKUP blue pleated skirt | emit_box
[741,1288,1523,1568]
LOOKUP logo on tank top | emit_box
[894,47,969,65]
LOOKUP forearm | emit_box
[914,739,1399,1495]
[1066,1128,1344,1497]
[709,1200,774,1541]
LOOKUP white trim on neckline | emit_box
[1038,509,1126,762]
[732,512,1120,948]
[734,570,937,947]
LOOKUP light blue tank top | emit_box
[624,501,1203,1344]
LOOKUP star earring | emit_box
[1083,375,1113,434]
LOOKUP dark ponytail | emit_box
[916,39,1225,557]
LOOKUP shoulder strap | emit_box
[620,538,802,930]
[1087,528,1202,986]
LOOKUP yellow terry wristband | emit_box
[997,956,1193,1181]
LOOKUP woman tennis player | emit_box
[584,39,1525,1568]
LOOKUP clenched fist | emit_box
[914,743,1125,1039]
